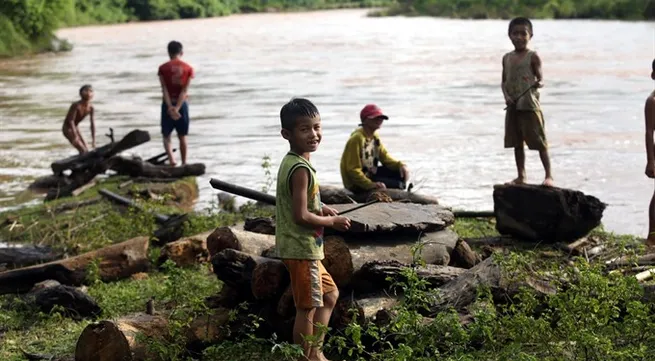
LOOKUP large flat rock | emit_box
[330,202,454,234]
[493,184,606,243]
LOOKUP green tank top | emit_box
[274,152,324,260]
[503,50,541,111]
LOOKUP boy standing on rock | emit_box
[275,98,351,360]
[502,17,554,187]
[644,59,655,246]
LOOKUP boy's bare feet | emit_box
[646,233,655,247]
[505,177,526,185]
[542,177,554,187]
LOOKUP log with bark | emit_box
[158,232,212,268]
[352,260,466,294]
[75,313,170,361]
[349,188,440,205]
[210,249,275,297]
[348,229,459,271]
[244,217,276,235]
[493,184,606,243]
[0,245,62,269]
[250,259,289,300]
[52,129,151,176]
[29,283,102,320]
[207,226,275,258]
[331,295,400,330]
[448,239,482,269]
[0,236,150,294]
[108,156,206,179]
[428,256,558,316]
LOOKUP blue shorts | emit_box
[161,102,189,137]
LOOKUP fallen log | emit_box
[448,239,481,269]
[211,249,273,296]
[207,226,275,258]
[348,188,440,205]
[243,217,276,235]
[319,185,357,204]
[493,184,606,243]
[30,284,102,320]
[353,260,465,294]
[348,229,459,271]
[108,156,206,179]
[75,313,170,361]
[0,236,150,294]
[429,257,557,316]
[0,245,62,269]
[251,259,289,300]
[331,295,400,330]
[52,129,151,176]
[606,253,655,269]
[158,232,212,267]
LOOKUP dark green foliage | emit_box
[384,0,655,20]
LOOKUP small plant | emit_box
[261,154,275,194]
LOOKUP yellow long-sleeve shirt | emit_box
[340,127,403,192]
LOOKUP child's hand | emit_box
[168,107,181,121]
[646,162,655,178]
[533,80,544,88]
[331,216,351,231]
[504,95,514,106]
[322,205,339,216]
[374,182,387,190]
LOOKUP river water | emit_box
[0,10,653,237]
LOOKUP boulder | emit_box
[493,184,606,243]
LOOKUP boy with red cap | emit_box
[339,104,410,193]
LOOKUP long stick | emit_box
[338,200,380,215]
[503,84,535,110]
[210,178,380,214]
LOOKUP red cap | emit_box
[360,104,388,121]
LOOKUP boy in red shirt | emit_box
[158,41,194,166]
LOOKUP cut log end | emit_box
[75,320,132,361]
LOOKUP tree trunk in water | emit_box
[0,237,150,295]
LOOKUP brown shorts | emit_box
[282,259,337,310]
[504,108,547,150]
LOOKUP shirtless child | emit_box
[62,84,96,154]
[644,59,655,246]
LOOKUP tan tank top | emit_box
[503,50,541,110]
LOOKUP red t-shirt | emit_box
[157,59,194,103]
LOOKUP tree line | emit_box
[383,0,655,20]
[0,0,381,57]
[1,0,653,58]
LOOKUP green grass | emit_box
[0,263,221,361]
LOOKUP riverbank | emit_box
[0,0,389,58]
[1,175,654,360]
[372,0,655,20]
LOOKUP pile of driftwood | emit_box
[27,129,206,201]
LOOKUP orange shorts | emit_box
[282,259,337,309]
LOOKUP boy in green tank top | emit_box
[644,59,655,246]
[502,17,554,187]
[276,98,351,361]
